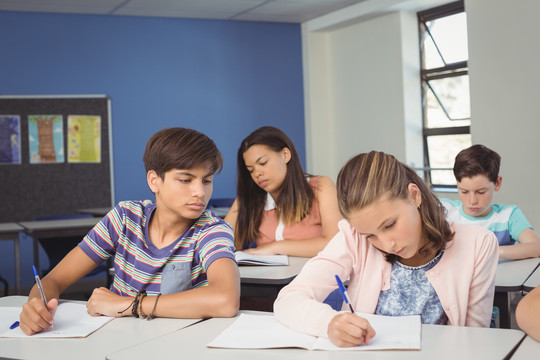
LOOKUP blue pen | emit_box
[32,265,48,309]
[335,275,355,313]
[9,321,19,330]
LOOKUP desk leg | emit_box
[494,291,510,329]
[14,237,20,295]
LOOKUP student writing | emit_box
[440,144,540,260]
[19,127,240,335]
[274,151,499,347]
[225,126,341,257]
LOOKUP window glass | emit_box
[419,1,470,188]
[427,134,472,185]
[424,12,468,68]
[426,75,470,126]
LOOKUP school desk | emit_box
[105,310,525,360]
[0,296,202,360]
[239,256,309,305]
[18,217,101,275]
[510,335,540,359]
[210,206,230,218]
[0,222,24,294]
[77,207,112,217]
[523,261,540,292]
[494,258,540,328]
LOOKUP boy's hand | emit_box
[327,313,376,347]
[86,287,134,317]
[19,297,58,336]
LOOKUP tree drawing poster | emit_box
[0,115,21,164]
[28,115,64,164]
[67,115,101,163]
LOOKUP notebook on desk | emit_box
[235,251,289,266]
[0,302,113,338]
[207,312,421,351]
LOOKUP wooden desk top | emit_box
[523,264,540,292]
[18,217,101,231]
[510,335,540,359]
[239,256,309,285]
[0,296,202,360]
[495,257,540,291]
[0,222,23,240]
[106,311,525,360]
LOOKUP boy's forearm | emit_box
[499,243,540,260]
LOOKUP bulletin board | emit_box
[0,95,114,222]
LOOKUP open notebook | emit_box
[235,251,289,266]
[0,302,113,338]
[207,313,421,351]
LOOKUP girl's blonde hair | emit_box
[336,151,453,263]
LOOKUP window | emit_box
[418,1,471,189]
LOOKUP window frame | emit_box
[418,0,469,189]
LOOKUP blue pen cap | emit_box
[32,265,39,277]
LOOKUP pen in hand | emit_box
[32,265,49,310]
[33,265,54,329]
[335,275,354,313]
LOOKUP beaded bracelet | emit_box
[146,293,161,321]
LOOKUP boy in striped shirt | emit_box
[441,144,540,260]
[20,127,240,335]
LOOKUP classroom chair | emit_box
[323,289,344,311]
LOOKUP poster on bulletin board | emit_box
[0,95,114,222]
[0,115,21,165]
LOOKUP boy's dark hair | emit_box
[143,127,223,179]
[453,144,501,183]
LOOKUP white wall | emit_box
[303,11,422,179]
[303,0,540,227]
[465,0,540,227]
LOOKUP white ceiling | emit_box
[0,0,370,23]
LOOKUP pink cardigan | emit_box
[274,220,499,338]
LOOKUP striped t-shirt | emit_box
[78,200,236,296]
[441,199,532,246]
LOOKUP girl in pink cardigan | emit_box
[274,151,499,347]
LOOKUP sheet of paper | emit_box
[0,307,21,332]
[207,312,421,351]
[235,251,289,266]
[0,302,113,338]
[207,313,314,349]
[312,312,421,350]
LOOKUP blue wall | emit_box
[0,11,305,290]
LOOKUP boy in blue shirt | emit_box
[441,144,540,260]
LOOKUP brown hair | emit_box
[336,151,454,263]
[143,127,223,179]
[453,144,501,183]
[234,126,313,250]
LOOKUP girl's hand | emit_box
[19,297,58,336]
[327,313,376,347]
[86,287,134,317]
[243,242,278,255]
